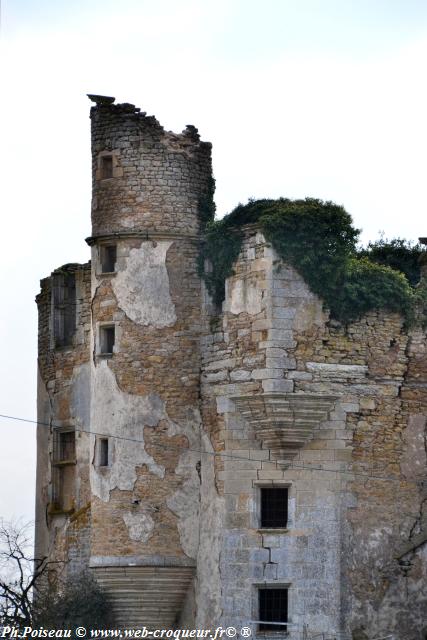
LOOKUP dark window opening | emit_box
[100,325,115,354]
[51,429,76,513]
[51,465,75,513]
[259,588,288,631]
[261,487,288,528]
[99,438,109,467]
[101,155,113,179]
[53,430,76,464]
[100,245,117,273]
[53,272,76,348]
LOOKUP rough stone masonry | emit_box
[35,96,427,640]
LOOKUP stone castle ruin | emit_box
[35,96,427,639]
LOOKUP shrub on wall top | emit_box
[199,198,426,325]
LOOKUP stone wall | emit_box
[83,97,212,627]
[35,98,426,638]
[89,98,213,237]
[199,228,427,640]
[35,262,92,576]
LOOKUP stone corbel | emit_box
[232,393,337,466]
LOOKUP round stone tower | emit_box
[86,95,213,628]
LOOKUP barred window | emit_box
[259,588,288,631]
[260,487,288,528]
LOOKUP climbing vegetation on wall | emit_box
[357,237,423,287]
[199,198,427,325]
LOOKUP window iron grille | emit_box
[261,487,288,528]
[259,588,288,631]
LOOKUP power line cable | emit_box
[0,413,415,484]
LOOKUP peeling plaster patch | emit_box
[90,361,165,502]
[196,434,224,628]
[111,242,176,327]
[166,408,202,559]
[167,451,200,559]
[70,363,91,428]
[227,278,262,316]
[123,511,155,542]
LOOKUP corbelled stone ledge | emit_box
[232,393,337,465]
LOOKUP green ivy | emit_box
[357,237,423,287]
[198,220,243,305]
[198,175,217,228]
[199,198,426,325]
[330,257,416,323]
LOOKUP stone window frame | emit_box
[97,243,118,276]
[51,271,76,350]
[253,481,293,533]
[96,322,117,357]
[95,150,123,181]
[50,426,76,515]
[96,437,110,468]
[52,426,76,465]
[251,582,292,637]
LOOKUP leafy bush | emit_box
[199,198,426,324]
[330,258,415,323]
[35,570,115,634]
[357,237,423,286]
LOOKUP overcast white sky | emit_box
[1,0,426,525]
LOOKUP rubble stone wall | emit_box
[35,262,92,576]
[90,101,213,237]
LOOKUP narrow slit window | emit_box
[259,588,288,631]
[99,438,109,467]
[260,487,288,528]
[100,245,117,273]
[53,272,76,348]
[101,155,113,179]
[100,325,115,354]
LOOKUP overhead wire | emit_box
[0,413,416,484]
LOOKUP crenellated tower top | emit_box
[87,95,214,241]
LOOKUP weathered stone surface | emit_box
[36,99,427,640]
[112,242,176,327]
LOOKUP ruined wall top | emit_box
[88,95,213,239]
